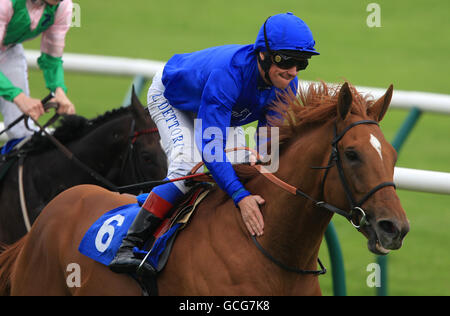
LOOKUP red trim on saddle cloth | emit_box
[142,192,173,219]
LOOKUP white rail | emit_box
[2,51,449,196]
[25,50,165,80]
[394,167,450,195]
[24,50,450,115]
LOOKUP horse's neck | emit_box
[255,122,335,269]
[73,116,131,173]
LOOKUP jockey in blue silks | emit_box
[109,12,320,274]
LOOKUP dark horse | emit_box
[0,82,409,295]
[0,92,167,244]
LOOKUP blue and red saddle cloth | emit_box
[78,187,209,272]
[79,193,176,271]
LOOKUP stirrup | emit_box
[136,257,157,278]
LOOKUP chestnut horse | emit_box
[0,82,409,295]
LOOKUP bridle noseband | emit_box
[118,119,159,188]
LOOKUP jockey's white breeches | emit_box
[0,44,37,139]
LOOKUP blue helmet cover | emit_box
[254,12,319,55]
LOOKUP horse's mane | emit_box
[24,106,131,153]
[269,81,375,144]
[233,81,376,181]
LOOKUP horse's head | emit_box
[325,83,410,255]
[113,88,167,190]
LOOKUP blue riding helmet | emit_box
[254,12,319,56]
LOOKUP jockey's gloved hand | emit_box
[238,195,265,236]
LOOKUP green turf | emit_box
[14,0,450,295]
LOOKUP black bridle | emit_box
[118,119,159,189]
[315,120,396,229]
[252,119,396,275]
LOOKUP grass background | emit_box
[18,0,450,295]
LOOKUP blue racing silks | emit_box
[162,43,298,205]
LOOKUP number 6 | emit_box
[95,214,125,253]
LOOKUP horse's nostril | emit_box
[377,220,399,237]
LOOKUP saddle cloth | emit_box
[0,137,30,182]
[78,186,210,271]
[0,137,25,155]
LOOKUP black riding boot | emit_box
[108,208,162,275]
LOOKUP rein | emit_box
[0,93,55,137]
[27,110,158,192]
[30,116,118,191]
[251,235,326,275]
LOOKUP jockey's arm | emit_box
[196,70,265,236]
[195,70,251,204]
[0,0,43,119]
[196,101,250,205]
[196,102,265,237]
[38,0,74,115]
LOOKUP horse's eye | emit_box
[344,150,360,162]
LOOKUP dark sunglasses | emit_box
[271,53,309,71]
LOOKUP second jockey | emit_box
[0,0,75,140]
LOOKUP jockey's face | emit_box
[258,52,298,90]
[268,63,298,90]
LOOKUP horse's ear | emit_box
[337,82,353,121]
[128,86,150,125]
[129,86,145,115]
[130,85,144,109]
[368,84,393,122]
